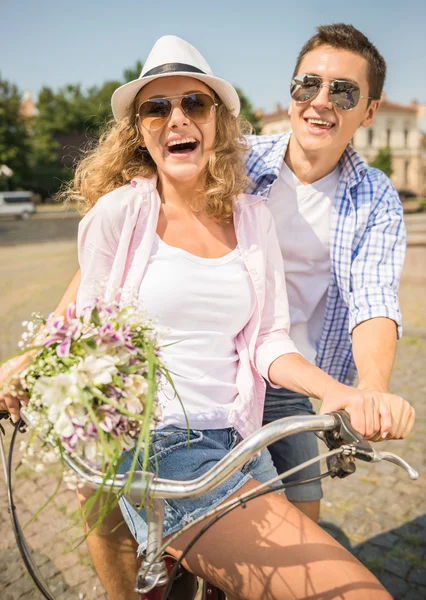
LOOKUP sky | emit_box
[1,0,426,113]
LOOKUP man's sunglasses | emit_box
[290,74,372,111]
[136,93,218,131]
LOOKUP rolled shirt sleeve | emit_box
[348,173,406,338]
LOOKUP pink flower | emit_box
[57,337,71,358]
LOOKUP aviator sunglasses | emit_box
[290,74,373,111]
[136,93,218,131]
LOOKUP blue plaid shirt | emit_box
[245,132,406,384]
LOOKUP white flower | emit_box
[77,355,118,386]
[125,374,148,398]
[53,411,75,438]
[125,396,143,414]
[34,372,80,408]
[83,439,99,463]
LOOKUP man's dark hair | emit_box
[293,24,387,100]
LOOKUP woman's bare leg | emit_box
[166,480,390,600]
[77,486,140,600]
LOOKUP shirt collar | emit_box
[248,132,369,190]
[338,143,369,188]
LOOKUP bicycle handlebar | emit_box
[20,409,418,509]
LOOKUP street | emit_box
[0,211,425,599]
[0,212,79,247]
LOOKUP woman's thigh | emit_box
[166,479,391,600]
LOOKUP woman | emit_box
[1,35,413,600]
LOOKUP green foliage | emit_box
[1,60,260,196]
[123,60,143,83]
[370,147,393,177]
[0,74,31,190]
[235,87,261,133]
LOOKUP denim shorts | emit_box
[263,384,323,503]
[119,427,279,555]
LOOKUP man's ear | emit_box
[360,99,380,128]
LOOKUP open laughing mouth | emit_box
[304,117,335,130]
[166,137,200,154]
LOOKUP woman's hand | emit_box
[319,381,415,440]
[0,354,33,422]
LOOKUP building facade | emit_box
[258,98,426,196]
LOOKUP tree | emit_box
[0,74,31,190]
[4,60,260,196]
[123,60,143,83]
[370,147,393,177]
[235,87,261,133]
[30,80,123,196]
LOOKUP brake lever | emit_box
[321,410,419,481]
[369,450,419,480]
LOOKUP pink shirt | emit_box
[77,176,299,438]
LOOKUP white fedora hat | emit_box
[111,35,240,121]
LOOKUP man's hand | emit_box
[320,381,415,440]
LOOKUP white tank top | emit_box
[139,235,255,430]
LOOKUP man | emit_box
[246,23,406,523]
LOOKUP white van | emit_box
[0,191,35,219]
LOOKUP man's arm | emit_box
[348,173,406,396]
[352,317,397,393]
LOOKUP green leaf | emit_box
[118,364,145,375]
[90,307,102,327]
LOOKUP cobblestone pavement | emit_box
[0,231,425,599]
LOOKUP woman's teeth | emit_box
[167,137,198,152]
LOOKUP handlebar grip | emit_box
[325,411,373,456]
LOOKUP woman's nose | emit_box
[168,101,190,128]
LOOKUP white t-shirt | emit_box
[267,161,340,363]
[139,235,255,429]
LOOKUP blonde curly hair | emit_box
[58,91,250,223]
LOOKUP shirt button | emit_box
[249,268,258,276]
[249,244,257,251]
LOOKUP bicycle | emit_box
[1,409,419,600]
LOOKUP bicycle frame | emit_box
[15,410,419,600]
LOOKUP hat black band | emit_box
[143,63,206,78]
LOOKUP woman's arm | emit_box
[54,269,81,317]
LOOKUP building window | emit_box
[367,129,374,147]
[386,128,392,147]
[404,160,409,186]
[404,129,409,148]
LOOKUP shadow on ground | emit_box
[321,515,426,599]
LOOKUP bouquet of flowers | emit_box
[10,297,174,511]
